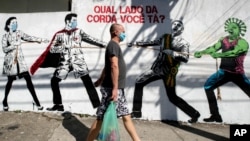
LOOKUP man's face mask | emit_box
[119,32,126,42]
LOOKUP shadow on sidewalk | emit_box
[62,112,90,141]
[161,120,229,141]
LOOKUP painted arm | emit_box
[128,37,161,47]
[211,39,249,58]
[194,38,222,58]
[80,30,106,48]
[21,31,47,43]
[163,39,190,63]
[134,39,161,47]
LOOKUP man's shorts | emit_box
[96,87,130,120]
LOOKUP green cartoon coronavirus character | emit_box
[194,17,250,123]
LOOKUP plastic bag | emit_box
[98,101,120,141]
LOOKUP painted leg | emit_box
[46,76,64,111]
[203,89,222,122]
[81,74,100,108]
[2,78,14,111]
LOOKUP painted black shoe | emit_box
[203,114,223,122]
[3,106,9,111]
[131,111,142,118]
[32,102,44,111]
[46,104,64,111]
[188,111,200,123]
[37,106,44,111]
[2,101,8,111]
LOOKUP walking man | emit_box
[86,23,141,141]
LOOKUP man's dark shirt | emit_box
[102,40,126,88]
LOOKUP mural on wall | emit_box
[30,13,107,111]
[1,17,48,111]
[128,20,200,123]
[0,0,250,124]
[194,17,250,123]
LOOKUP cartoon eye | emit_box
[176,23,182,27]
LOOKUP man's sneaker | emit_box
[188,111,200,123]
[203,114,223,122]
[131,111,142,118]
[46,104,64,111]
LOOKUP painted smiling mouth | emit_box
[173,28,178,32]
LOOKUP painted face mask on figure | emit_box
[9,19,18,32]
[69,17,77,29]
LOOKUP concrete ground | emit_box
[0,111,230,141]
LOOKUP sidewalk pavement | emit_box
[0,111,229,141]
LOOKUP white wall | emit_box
[0,0,250,124]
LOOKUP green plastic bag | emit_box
[98,101,120,141]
